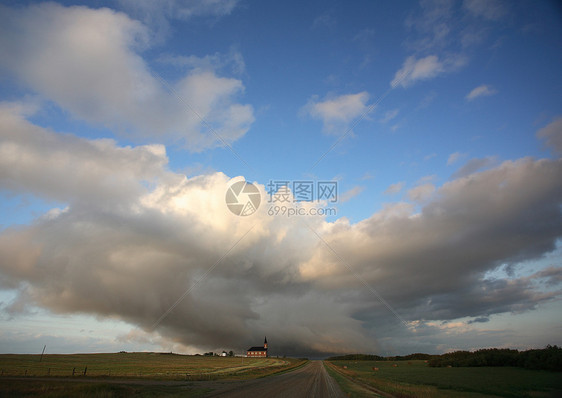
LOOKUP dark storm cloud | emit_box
[1,103,561,356]
[303,157,562,325]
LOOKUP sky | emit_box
[0,0,561,358]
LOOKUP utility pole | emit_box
[40,345,46,362]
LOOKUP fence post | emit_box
[72,367,75,376]
[83,366,87,376]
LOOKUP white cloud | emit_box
[407,183,436,202]
[424,153,437,161]
[391,55,444,88]
[117,0,239,39]
[447,152,467,165]
[1,104,562,357]
[384,182,405,195]
[463,0,508,21]
[0,101,167,203]
[417,175,437,184]
[340,186,365,203]
[392,53,468,89]
[451,156,498,179]
[380,109,399,123]
[0,3,253,151]
[353,28,375,43]
[466,85,497,101]
[536,117,562,156]
[361,172,375,181]
[302,92,370,134]
[119,0,239,20]
[312,12,336,29]
[404,0,455,51]
[158,46,245,75]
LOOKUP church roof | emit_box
[247,346,268,352]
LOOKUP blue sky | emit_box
[0,0,561,357]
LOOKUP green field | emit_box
[0,353,306,397]
[0,379,213,398]
[0,352,300,380]
[326,360,562,398]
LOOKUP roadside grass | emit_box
[0,379,212,397]
[0,353,300,380]
[260,358,309,378]
[324,361,381,398]
[327,360,562,398]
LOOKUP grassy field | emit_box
[0,379,213,398]
[0,353,307,397]
[326,360,562,398]
[0,352,301,380]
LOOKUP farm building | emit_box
[246,336,268,357]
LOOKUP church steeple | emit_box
[264,336,268,349]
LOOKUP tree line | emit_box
[327,353,431,361]
[327,345,562,372]
[428,346,562,371]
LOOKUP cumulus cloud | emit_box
[302,92,370,134]
[158,47,246,75]
[340,186,365,203]
[451,156,498,179]
[447,151,467,165]
[0,102,371,356]
[117,0,239,40]
[391,55,443,88]
[536,117,562,156]
[391,53,468,88]
[0,101,167,204]
[404,0,455,51]
[312,11,336,29]
[301,158,562,319]
[463,0,508,21]
[384,182,405,195]
[380,109,399,124]
[119,0,239,21]
[466,84,497,101]
[1,104,562,356]
[407,183,436,202]
[0,3,253,151]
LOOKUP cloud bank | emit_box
[0,3,254,151]
[1,102,561,356]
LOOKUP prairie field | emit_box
[0,352,298,380]
[326,360,562,398]
[0,353,306,397]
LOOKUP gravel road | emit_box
[1,360,349,397]
[208,360,346,398]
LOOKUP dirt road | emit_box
[1,361,349,397]
[208,360,346,398]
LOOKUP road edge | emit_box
[323,361,396,398]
